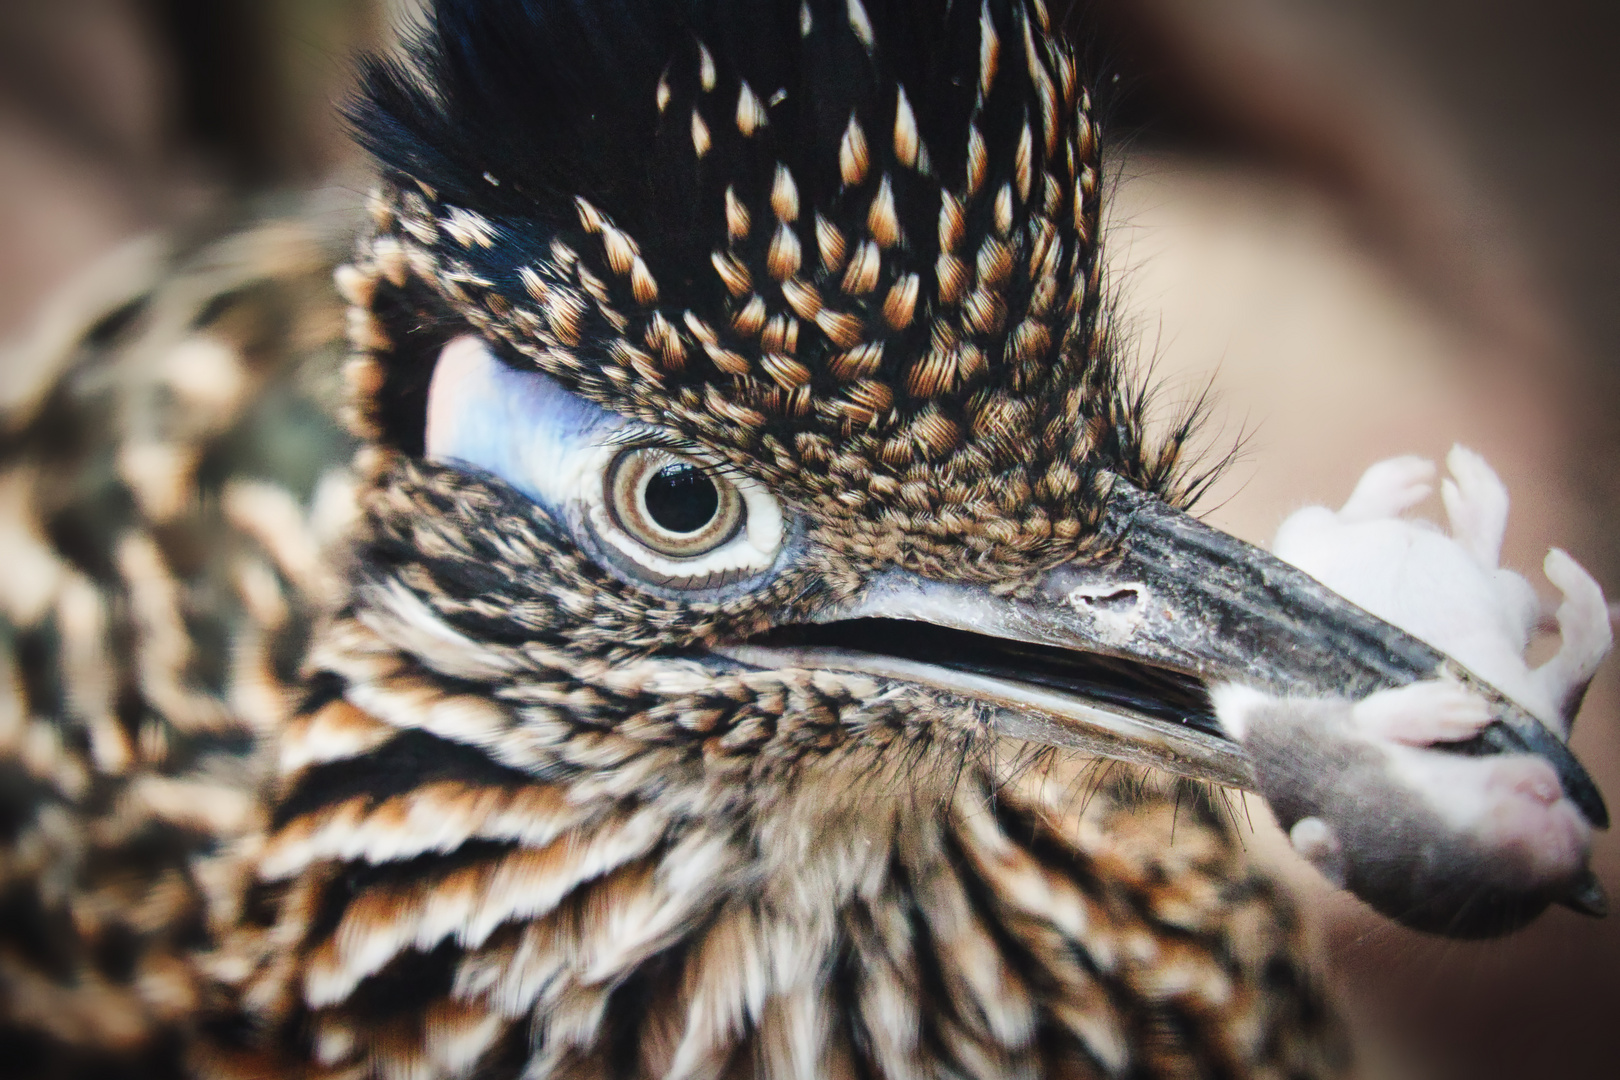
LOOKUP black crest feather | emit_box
[354,0,1066,311]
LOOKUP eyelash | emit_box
[602,428,753,484]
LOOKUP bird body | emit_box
[199,451,1343,1079]
[0,2,1608,1078]
[0,216,357,1078]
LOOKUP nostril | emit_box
[1064,583,1152,641]
[1072,587,1140,611]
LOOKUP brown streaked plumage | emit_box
[200,454,1346,1079]
[0,212,359,1079]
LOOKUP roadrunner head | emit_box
[333,0,1604,931]
[351,0,1200,566]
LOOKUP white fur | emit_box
[1273,445,1609,737]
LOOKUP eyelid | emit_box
[603,427,751,483]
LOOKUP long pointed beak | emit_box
[723,478,1607,829]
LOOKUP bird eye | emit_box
[607,449,743,558]
[587,445,785,590]
[421,333,784,592]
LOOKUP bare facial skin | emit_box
[1214,448,1611,934]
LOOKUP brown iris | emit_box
[606,448,744,558]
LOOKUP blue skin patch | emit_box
[424,335,626,513]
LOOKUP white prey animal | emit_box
[1214,447,1611,931]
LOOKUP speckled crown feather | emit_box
[342,0,1207,572]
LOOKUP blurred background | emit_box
[1,0,1617,1075]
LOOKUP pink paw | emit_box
[1439,444,1511,569]
[1337,455,1435,522]
[1532,548,1614,737]
[1350,680,1491,745]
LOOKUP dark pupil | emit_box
[644,463,719,534]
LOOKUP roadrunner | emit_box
[0,1,1609,1077]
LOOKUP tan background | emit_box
[2,1,1617,1075]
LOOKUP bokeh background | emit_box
[2,1,1617,1075]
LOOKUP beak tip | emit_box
[1559,870,1609,919]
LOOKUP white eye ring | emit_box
[586,446,784,588]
